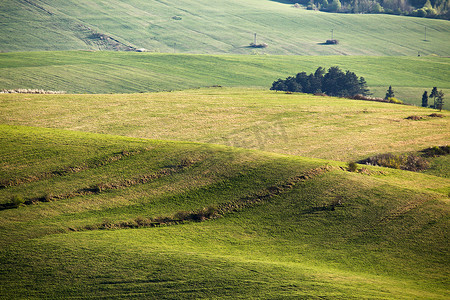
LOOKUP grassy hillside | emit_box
[1,0,449,55]
[0,51,449,106]
[1,88,448,162]
[0,125,449,299]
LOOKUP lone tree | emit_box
[421,91,428,107]
[385,86,395,100]
[435,90,444,111]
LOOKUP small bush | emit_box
[360,153,429,171]
[421,146,450,157]
[10,195,25,208]
[387,97,403,104]
[347,162,358,172]
[404,154,429,172]
[134,216,152,226]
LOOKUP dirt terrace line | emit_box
[1,149,147,189]
[0,158,198,211]
[79,165,336,231]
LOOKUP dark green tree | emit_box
[430,87,438,108]
[421,91,428,107]
[385,85,395,100]
[322,66,345,96]
[270,79,287,91]
[435,90,444,111]
[286,76,302,92]
[358,77,371,96]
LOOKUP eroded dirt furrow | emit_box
[79,165,335,231]
[1,159,198,210]
[1,149,146,189]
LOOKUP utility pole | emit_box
[331,29,334,40]
[424,27,427,41]
[254,33,257,44]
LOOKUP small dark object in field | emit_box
[172,16,182,20]
[249,42,268,48]
[406,115,423,120]
[429,113,444,118]
[325,39,339,44]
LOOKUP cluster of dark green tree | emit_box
[292,0,449,19]
[422,87,445,110]
[270,66,370,97]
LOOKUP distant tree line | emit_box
[291,0,449,19]
[270,66,370,97]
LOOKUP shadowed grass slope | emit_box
[1,88,448,162]
[0,52,449,106]
[0,125,448,299]
[1,0,449,56]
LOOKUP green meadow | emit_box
[1,0,449,56]
[1,0,449,298]
[0,52,449,106]
[1,88,449,161]
[0,124,449,299]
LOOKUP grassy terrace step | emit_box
[1,88,448,162]
[0,125,449,299]
[1,0,449,56]
[0,52,449,107]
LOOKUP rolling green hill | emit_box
[0,124,449,299]
[1,88,448,162]
[0,51,449,107]
[1,1,449,297]
[1,0,449,55]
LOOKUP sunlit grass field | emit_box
[1,0,449,55]
[1,0,449,298]
[1,88,448,162]
[0,125,449,299]
[1,51,449,106]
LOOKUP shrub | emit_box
[360,153,429,171]
[134,216,152,226]
[387,97,403,104]
[10,195,25,208]
[404,154,429,172]
[325,39,339,44]
[174,210,191,221]
[421,146,450,157]
[347,161,358,172]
